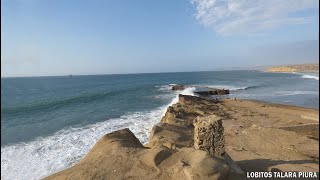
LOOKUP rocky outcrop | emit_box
[149,95,319,174]
[170,84,185,90]
[45,94,245,180]
[193,115,225,157]
[147,95,244,177]
[194,89,230,96]
[45,128,231,180]
[148,95,228,151]
[169,84,230,96]
[45,94,319,179]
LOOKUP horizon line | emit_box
[1,69,255,78]
[1,62,318,78]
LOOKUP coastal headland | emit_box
[44,88,319,179]
[266,63,319,73]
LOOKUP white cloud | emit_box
[191,0,319,35]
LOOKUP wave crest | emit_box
[275,91,319,96]
[1,86,197,180]
[1,106,165,180]
[301,75,319,80]
[2,90,125,114]
[203,85,262,91]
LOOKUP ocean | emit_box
[1,70,319,179]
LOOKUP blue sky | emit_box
[1,0,319,77]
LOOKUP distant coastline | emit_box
[266,63,319,73]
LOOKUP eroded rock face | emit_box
[148,95,227,150]
[193,115,225,157]
[44,94,320,179]
[45,128,231,180]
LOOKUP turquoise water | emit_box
[1,70,319,179]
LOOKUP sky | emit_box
[1,0,319,77]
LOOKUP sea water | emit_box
[1,70,319,179]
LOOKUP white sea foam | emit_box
[167,87,196,107]
[275,91,319,96]
[199,85,250,91]
[1,106,166,180]
[223,86,249,91]
[159,87,196,117]
[156,85,173,92]
[153,94,176,100]
[1,86,197,180]
[301,75,319,80]
[159,84,252,92]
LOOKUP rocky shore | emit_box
[45,93,319,180]
[170,84,230,96]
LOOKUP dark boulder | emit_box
[171,84,185,91]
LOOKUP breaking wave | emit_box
[1,106,165,180]
[203,85,262,91]
[275,91,319,96]
[301,75,319,80]
[1,86,197,180]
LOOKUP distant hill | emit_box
[266,63,319,73]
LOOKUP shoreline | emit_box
[266,70,319,73]
[265,63,319,73]
[2,77,318,179]
[44,95,319,179]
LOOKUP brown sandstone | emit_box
[45,94,319,180]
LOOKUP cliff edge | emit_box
[45,95,319,179]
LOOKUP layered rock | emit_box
[193,115,225,157]
[148,95,244,176]
[148,95,319,173]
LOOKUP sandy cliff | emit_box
[266,63,319,73]
[45,94,319,180]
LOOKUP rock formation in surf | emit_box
[170,84,185,91]
[169,84,230,96]
[194,89,230,96]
